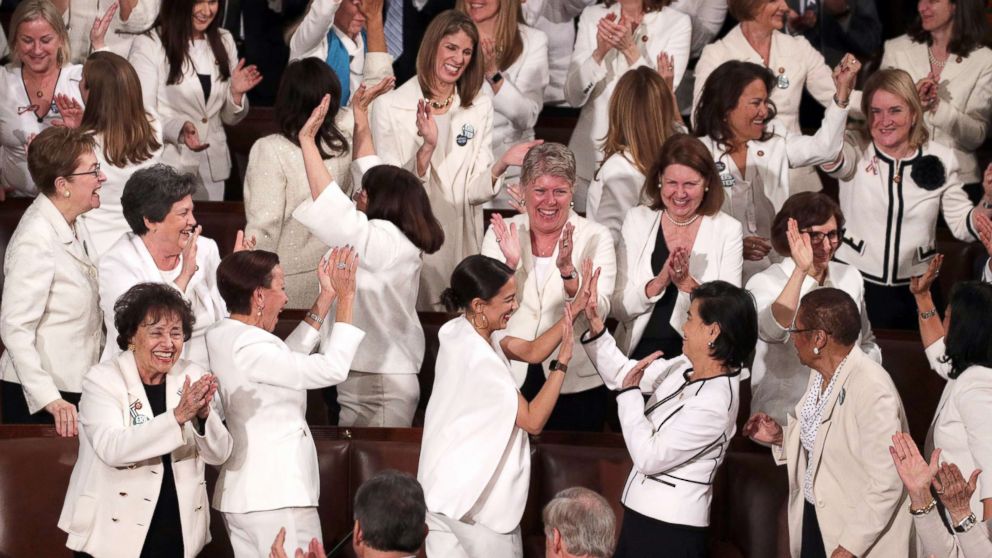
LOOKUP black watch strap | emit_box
[550,359,568,374]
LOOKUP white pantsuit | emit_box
[521,0,596,104]
[0,196,103,413]
[694,26,837,194]
[565,5,691,208]
[58,352,232,558]
[370,78,499,310]
[129,29,248,200]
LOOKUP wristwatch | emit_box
[488,72,503,85]
[550,360,568,374]
[954,512,978,533]
[561,269,577,281]
[919,308,938,320]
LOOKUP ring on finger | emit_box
[336,263,347,270]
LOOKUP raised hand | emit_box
[181,121,210,152]
[191,374,219,420]
[52,94,83,128]
[177,225,202,285]
[831,53,861,103]
[593,15,616,61]
[572,259,599,316]
[787,218,814,273]
[351,77,395,122]
[622,351,663,390]
[299,94,330,145]
[230,58,263,98]
[357,0,384,20]
[505,183,526,213]
[328,246,359,302]
[316,253,336,299]
[556,222,575,275]
[656,52,676,92]
[233,229,256,252]
[888,431,939,507]
[982,162,992,206]
[909,253,943,296]
[499,139,543,169]
[935,462,982,524]
[490,213,521,269]
[481,36,501,78]
[90,1,118,51]
[415,99,438,147]
[556,304,575,366]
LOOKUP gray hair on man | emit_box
[543,487,616,558]
[521,142,576,187]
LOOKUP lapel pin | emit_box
[757,150,765,157]
[838,388,846,405]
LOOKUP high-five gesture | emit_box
[831,53,860,105]
[490,213,521,270]
[90,2,118,51]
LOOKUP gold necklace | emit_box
[428,93,454,110]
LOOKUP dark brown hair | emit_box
[727,0,764,21]
[363,166,445,254]
[113,282,194,350]
[642,134,724,216]
[275,57,348,160]
[694,60,776,151]
[216,250,281,315]
[416,10,484,108]
[152,0,231,86]
[797,288,861,347]
[27,127,97,197]
[770,192,845,257]
[908,0,990,58]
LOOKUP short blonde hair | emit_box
[9,0,71,67]
[861,68,929,149]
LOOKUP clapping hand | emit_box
[621,351,663,390]
[743,412,784,446]
[491,213,521,270]
[975,211,992,262]
[90,1,118,51]
[787,218,814,274]
[328,246,359,302]
[269,527,326,558]
[888,432,940,508]
[933,462,982,524]
[556,222,576,276]
[415,99,438,148]
[230,58,263,98]
[481,36,501,79]
[909,253,943,296]
[173,375,213,425]
[668,247,697,292]
[571,259,600,317]
[181,121,210,152]
[52,94,83,129]
[982,163,992,207]
[917,74,939,113]
[193,374,219,420]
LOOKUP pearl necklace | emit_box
[928,47,947,69]
[663,210,700,227]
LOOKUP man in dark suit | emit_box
[383,0,455,84]
[787,0,881,66]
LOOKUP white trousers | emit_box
[224,506,322,557]
[424,512,522,558]
[336,372,419,427]
[195,153,226,201]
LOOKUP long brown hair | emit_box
[600,67,677,175]
[454,0,524,71]
[363,166,445,254]
[417,10,484,108]
[80,52,161,167]
[151,0,231,86]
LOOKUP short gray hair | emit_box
[542,487,615,558]
[521,142,576,187]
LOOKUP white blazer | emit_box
[582,328,741,527]
[78,127,165,261]
[99,233,226,367]
[483,25,549,160]
[828,136,978,285]
[292,175,426,376]
[419,317,528,533]
[694,26,836,193]
[924,338,992,518]
[66,0,161,63]
[128,29,248,186]
[565,4,691,184]
[58,352,232,558]
[0,196,103,414]
[207,319,364,513]
[612,206,743,353]
[370,77,499,310]
[879,35,992,184]
[521,0,595,103]
[586,151,645,248]
[481,212,617,394]
[745,258,881,426]
[698,101,848,214]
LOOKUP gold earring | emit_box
[472,312,490,330]
[127,343,135,351]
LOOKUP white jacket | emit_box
[879,35,992,184]
[58,352,232,558]
[565,4,691,184]
[586,152,645,248]
[828,136,978,285]
[207,319,364,513]
[582,328,741,527]
[65,0,161,63]
[99,233,226,367]
[128,29,248,185]
[612,206,743,353]
[481,212,617,394]
[293,177,426,376]
[745,258,881,425]
[0,196,103,413]
[521,0,596,103]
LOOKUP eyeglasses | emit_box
[800,228,840,244]
[65,163,101,179]
[786,327,832,335]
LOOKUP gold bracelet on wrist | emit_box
[919,308,938,320]
[909,498,937,516]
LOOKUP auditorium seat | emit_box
[874,329,946,449]
[194,201,249,257]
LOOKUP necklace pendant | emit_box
[36,90,43,98]
[893,173,902,184]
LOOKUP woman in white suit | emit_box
[483,142,616,432]
[64,0,162,63]
[207,248,364,557]
[73,51,163,260]
[582,280,757,557]
[294,90,444,427]
[564,0,691,209]
[59,283,232,558]
[369,10,537,310]
[0,127,105,434]
[877,0,992,190]
[99,165,242,368]
[694,0,837,195]
[694,57,857,281]
[911,266,992,521]
[746,193,881,426]
[612,134,743,359]
[128,0,262,200]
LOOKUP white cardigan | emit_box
[0,196,104,413]
[58,352,232,558]
[481,212,617,394]
[99,233,226,367]
[745,258,881,425]
[128,29,248,187]
[292,176,426,376]
[564,4,691,185]
[694,26,836,193]
[879,35,992,184]
[582,328,741,527]
[370,77,499,310]
[612,206,743,353]
[483,24,550,161]
[586,152,644,248]
[208,319,364,513]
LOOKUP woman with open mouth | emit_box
[694,56,857,282]
[369,9,541,311]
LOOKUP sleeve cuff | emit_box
[325,321,366,350]
[580,326,608,345]
[616,385,640,397]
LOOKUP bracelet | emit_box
[833,94,850,109]
[919,308,938,320]
[306,311,325,325]
[909,498,937,516]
